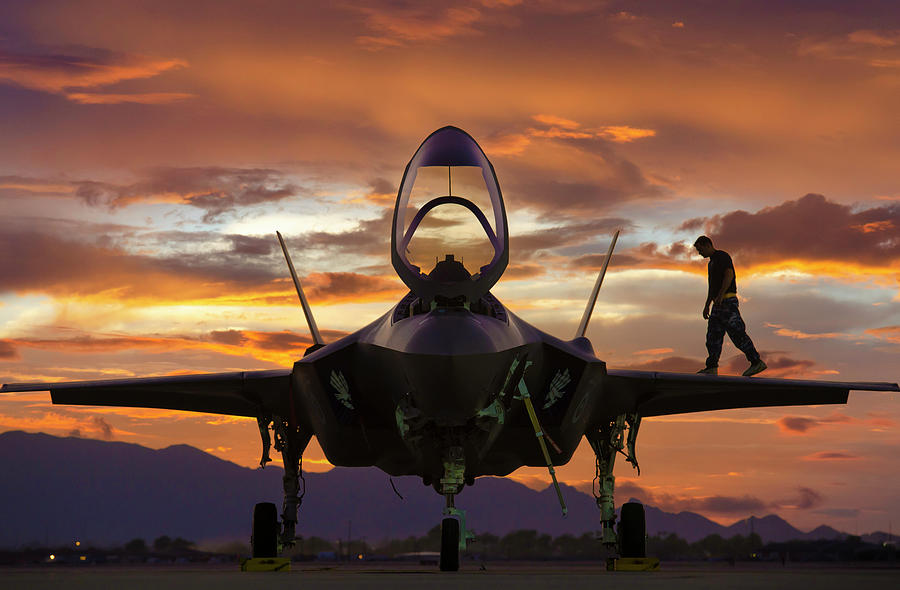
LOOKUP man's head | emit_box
[694,235,715,258]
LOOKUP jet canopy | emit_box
[391,126,509,304]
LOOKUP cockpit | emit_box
[391,127,510,322]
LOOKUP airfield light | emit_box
[357,553,363,560]
[49,554,55,561]
[75,540,81,547]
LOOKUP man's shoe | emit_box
[742,360,767,377]
[697,367,717,375]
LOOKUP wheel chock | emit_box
[606,557,660,571]
[240,557,291,572]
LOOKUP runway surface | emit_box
[2,562,898,590]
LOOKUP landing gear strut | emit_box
[256,415,311,553]
[587,413,644,557]
[439,446,474,571]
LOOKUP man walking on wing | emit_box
[694,236,766,376]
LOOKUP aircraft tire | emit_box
[439,517,460,571]
[251,502,279,558]
[618,501,647,558]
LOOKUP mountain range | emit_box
[0,431,877,548]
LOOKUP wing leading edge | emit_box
[603,369,899,417]
[0,369,292,418]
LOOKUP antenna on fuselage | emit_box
[276,231,324,347]
[575,230,620,339]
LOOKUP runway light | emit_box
[75,540,81,546]
[357,553,363,560]
[49,554,55,561]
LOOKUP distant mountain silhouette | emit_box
[0,431,854,548]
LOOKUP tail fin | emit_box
[575,230,620,339]
[276,231,324,347]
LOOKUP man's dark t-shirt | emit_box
[708,250,737,300]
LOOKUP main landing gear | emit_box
[253,415,311,558]
[587,413,648,559]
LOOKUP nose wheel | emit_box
[440,516,460,571]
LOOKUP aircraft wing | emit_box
[602,369,899,417]
[0,370,292,418]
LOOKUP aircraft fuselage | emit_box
[292,294,606,491]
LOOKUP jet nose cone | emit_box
[404,308,497,355]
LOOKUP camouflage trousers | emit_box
[705,298,761,369]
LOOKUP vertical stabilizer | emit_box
[276,231,324,347]
[575,230,620,339]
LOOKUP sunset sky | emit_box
[2,1,900,535]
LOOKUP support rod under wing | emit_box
[575,229,619,339]
[276,230,324,347]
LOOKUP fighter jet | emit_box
[3,126,897,570]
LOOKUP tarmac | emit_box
[1,562,898,590]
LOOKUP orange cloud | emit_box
[495,116,658,157]
[0,177,73,195]
[0,47,188,103]
[775,412,895,435]
[355,5,484,49]
[765,323,854,341]
[635,347,674,356]
[304,272,406,303]
[1,226,405,307]
[847,30,900,48]
[532,114,580,129]
[803,451,861,461]
[6,328,350,369]
[797,30,900,68]
[502,263,546,280]
[865,325,900,342]
[480,133,532,156]
[0,340,19,360]
[65,92,194,105]
[596,126,657,143]
[853,220,894,233]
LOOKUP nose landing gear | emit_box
[438,446,475,571]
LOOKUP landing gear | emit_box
[618,501,647,558]
[437,446,474,571]
[587,413,642,554]
[255,415,312,553]
[251,502,278,558]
